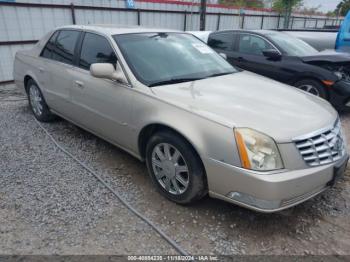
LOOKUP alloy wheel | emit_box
[151,143,190,195]
[297,84,320,97]
[29,85,43,116]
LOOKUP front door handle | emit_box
[39,67,45,73]
[74,80,84,88]
[237,57,245,62]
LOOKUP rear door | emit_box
[39,29,81,116]
[69,32,134,148]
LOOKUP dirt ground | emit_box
[1,84,350,256]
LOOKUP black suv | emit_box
[207,30,350,110]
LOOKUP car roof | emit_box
[210,29,278,36]
[56,24,181,36]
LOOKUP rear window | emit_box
[40,31,59,59]
[208,33,233,51]
[51,30,80,65]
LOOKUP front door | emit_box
[235,33,286,82]
[69,32,133,149]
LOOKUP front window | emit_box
[266,32,319,56]
[114,33,236,87]
[79,33,117,70]
[238,34,275,55]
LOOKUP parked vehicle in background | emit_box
[14,25,348,213]
[202,29,350,110]
[336,11,350,53]
[280,30,337,51]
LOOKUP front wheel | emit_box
[146,131,207,204]
[294,79,327,99]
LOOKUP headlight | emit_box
[234,128,284,171]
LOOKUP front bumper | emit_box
[330,80,350,110]
[204,154,349,213]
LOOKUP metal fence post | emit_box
[70,3,76,25]
[260,15,264,29]
[315,18,318,28]
[241,14,245,29]
[277,15,280,29]
[303,17,307,28]
[216,12,221,31]
[290,16,294,29]
[199,0,206,31]
[183,11,187,31]
[137,9,141,25]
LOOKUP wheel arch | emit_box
[23,73,40,94]
[24,75,34,93]
[292,76,329,98]
[138,122,208,188]
[138,123,202,162]
[291,75,324,86]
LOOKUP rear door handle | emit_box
[74,80,84,88]
[39,67,45,73]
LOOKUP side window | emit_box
[52,30,80,65]
[40,31,59,59]
[79,33,117,70]
[208,33,233,51]
[238,34,274,55]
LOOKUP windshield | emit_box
[266,32,319,56]
[113,33,236,86]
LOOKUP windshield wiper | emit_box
[205,71,234,78]
[149,77,204,87]
[148,72,235,87]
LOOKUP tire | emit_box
[27,79,56,122]
[294,79,327,99]
[146,131,207,204]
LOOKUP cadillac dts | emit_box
[14,25,348,212]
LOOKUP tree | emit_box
[272,0,303,13]
[272,0,303,28]
[335,0,350,17]
[218,0,264,8]
[326,11,336,17]
[295,5,322,16]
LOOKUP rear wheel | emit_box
[27,79,56,122]
[146,131,207,204]
[294,79,327,99]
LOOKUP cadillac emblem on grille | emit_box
[294,120,346,167]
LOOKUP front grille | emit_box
[294,120,346,167]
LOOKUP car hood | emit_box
[151,71,337,143]
[301,50,350,63]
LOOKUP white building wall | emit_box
[0,0,342,82]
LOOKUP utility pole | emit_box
[199,0,206,31]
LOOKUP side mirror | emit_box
[262,49,281,60]
[219,53,227,60]
[90,62,127,83]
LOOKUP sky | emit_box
[303,0,341,12]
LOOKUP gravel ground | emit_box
[1,84,350,255]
